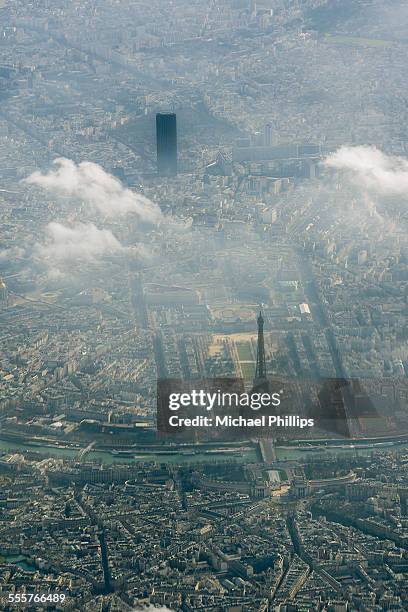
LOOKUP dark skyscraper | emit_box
[264,122,273,146]
[156,113,177,176]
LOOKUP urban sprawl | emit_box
[1,1,408,610]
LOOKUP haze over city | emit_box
[1,1,408,610]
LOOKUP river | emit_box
[0,439,259,464]
[1,438,408,464]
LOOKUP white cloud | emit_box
[36,222,124,274]
[325,145,408,195]
[24,158,162,224]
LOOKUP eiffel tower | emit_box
[253,310,269,391]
